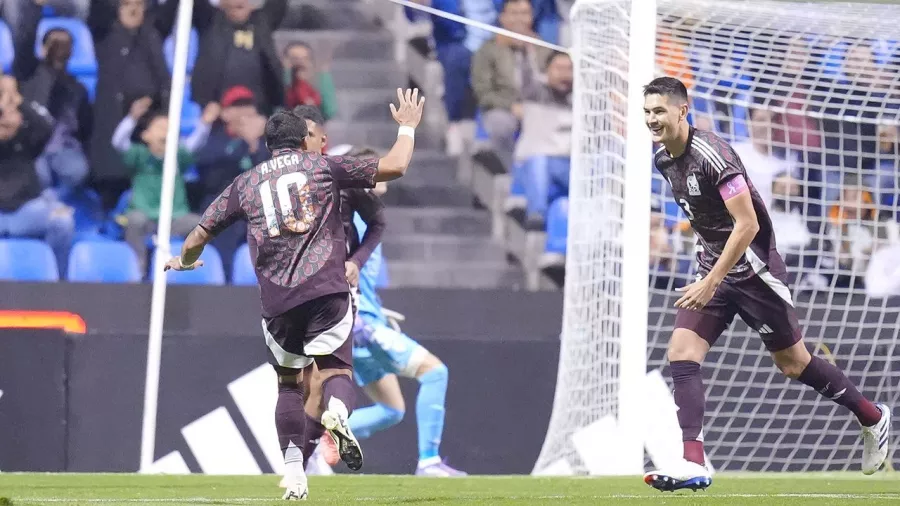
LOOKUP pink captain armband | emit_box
[718,175,749,201]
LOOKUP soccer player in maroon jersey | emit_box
[163,88,425,500]
[641,77,891,492]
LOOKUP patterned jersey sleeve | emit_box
[327,155,378,189]
[198,182,244,236]
[695,133,745,187]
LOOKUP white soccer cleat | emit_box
[281,485,308,501]
[280,475,308,501]
[644,460,712,492]
[321,397,364,471]
[861,403,892,475]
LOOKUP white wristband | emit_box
[398,126,415,139]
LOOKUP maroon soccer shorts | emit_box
[262,292,355,375]
[674,273,803,352]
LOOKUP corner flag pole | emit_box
[139,0,194,473]
[619,0,656,475]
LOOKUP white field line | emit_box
[10,493,900,503]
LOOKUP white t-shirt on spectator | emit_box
[865,244,900,299]
[732,141,796,210]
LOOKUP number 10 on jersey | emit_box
[259,173,312,237]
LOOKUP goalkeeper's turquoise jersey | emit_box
[353,212,387,325]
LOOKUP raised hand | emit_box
[129,96,153,120]
[201,102,222,124]
[389,88,425,128]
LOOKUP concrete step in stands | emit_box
[387,261,524,290]
[382,207,492,237]
[382,234,507,263]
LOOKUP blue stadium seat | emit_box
[102,189,132,239]
[77,74,97,102]
[545,197,568,255]
[0,239,59,281]
[151,241,225,285]
[181,100,201,137]
[35,17,96,76]
[475,110,490,141]
[0,20,13,74]
[164,28,200,74]
[67,240,141,283]
[509,162,526,197]
[60,187,104,241]
[232,243,257,285]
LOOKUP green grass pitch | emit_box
[1,472,899,505]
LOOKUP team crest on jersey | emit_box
[687,174,701,196]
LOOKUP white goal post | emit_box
[535,0,900,475]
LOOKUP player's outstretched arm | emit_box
[163,226,211,272]
[165,183,243,272]
[376,88,425,182]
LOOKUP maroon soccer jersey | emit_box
[653,128,787,282]
[199,149,378,317]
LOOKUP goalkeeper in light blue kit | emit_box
[348,200,467,477]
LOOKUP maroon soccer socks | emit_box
[671,360,707,465]
[797,356,883,427]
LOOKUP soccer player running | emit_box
[292,106,466,477]
[163,88,425,501]
[641,77,891,492]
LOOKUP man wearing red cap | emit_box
[194,85,270,280]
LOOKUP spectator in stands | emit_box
[819,43,884,200]
[408,0,496,155]
[767,38,822,161]
[472,0,546,171]
[0,76,74,273]
[865,235,900,299]
[769,172,812,260]
[2,0,89,39]
[871,124,899,216]
[514,51,572,230]
[14,0,92,196]
[191,0,286,115]
[282,41,337,121]
[195,85,268,280]
[530,0,561,45]
[815,175,894,290]
[88,0,176,208]
[111,98,219,274]
[730,108,816,264]
[732,109,798,210]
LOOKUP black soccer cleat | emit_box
[321,409,364,471]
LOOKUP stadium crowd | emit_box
[0,0,898,297]
[408,0,899,297]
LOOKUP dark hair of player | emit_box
[265,110,309,151]
[501,0,530,11]
[643,76,689,105]
[348,146,380,158]
[544,50,570,69]
[292,104,325,128]
[42,27,72,46]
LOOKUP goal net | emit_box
[535,0,900,475]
